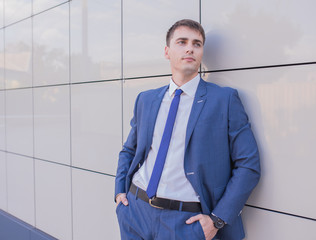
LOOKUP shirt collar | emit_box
[169,74,200,98]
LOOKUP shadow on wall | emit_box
[201,2,316,217]
[201,2,303,180]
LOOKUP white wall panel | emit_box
[0,151,7,210]
[34,86,71,164]
[5,89,33,156]
[4,19,32,89]
[70,0,121,83]
[4,0,31,25]
[33,3,69,86]
[123,77,169,141]
[0,29,4,90]
[0,91,5,150]
[123,0,199,78]
[201,0,316,71]
[72,169,119,240]
[35,160,72,240]
[6,153,34,226]
[33,0,67,14]
[206,64,316,219]
[71,81,121,175]
[243,206,316,240]
[201,0,316,70]
[0,0,3,28]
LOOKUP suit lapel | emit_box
[145,85,168,158]
[185,79,207,150]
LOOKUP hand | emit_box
[186,214,218,240]
[116,193,129,206]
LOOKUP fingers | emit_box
[116,193,129,206]
[185,214,202,224]
[121,196,129,206]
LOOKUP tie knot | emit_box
[175,89,183,97]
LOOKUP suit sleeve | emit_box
[212,89,261,225]
[114,93,141,200]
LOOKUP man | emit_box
[115,19,260,240]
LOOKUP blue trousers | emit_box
[116,191,206,240]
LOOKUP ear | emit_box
[164,46,170,60]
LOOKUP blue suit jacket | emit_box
[115,79,260,239]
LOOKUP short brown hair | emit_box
[166,19,205,46]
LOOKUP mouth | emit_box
[182,57,196,62]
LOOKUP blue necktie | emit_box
[146,88,183,199]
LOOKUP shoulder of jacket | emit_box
[138,85,167,98]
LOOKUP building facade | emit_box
[0,0,315,239]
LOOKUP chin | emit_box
[182,67,199,75]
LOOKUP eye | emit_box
[178,40,185,45]
[194,42,202,47]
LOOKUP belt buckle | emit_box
[149,197,164,209]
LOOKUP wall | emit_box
[0,0,315,239]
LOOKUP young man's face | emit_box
[165,26,204,78]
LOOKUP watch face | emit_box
[211,214,225,229]
[215,219,225,229]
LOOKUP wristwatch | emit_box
[210,213,225,229]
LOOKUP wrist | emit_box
[210,213,226,230]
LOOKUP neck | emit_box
[172,71,198,87]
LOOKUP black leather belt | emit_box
[129,183,202,213]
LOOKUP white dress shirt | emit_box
[132,74,200,202]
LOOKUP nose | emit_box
[185,49,193,54]
[186,43,194,54]
[186,48,193,54]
